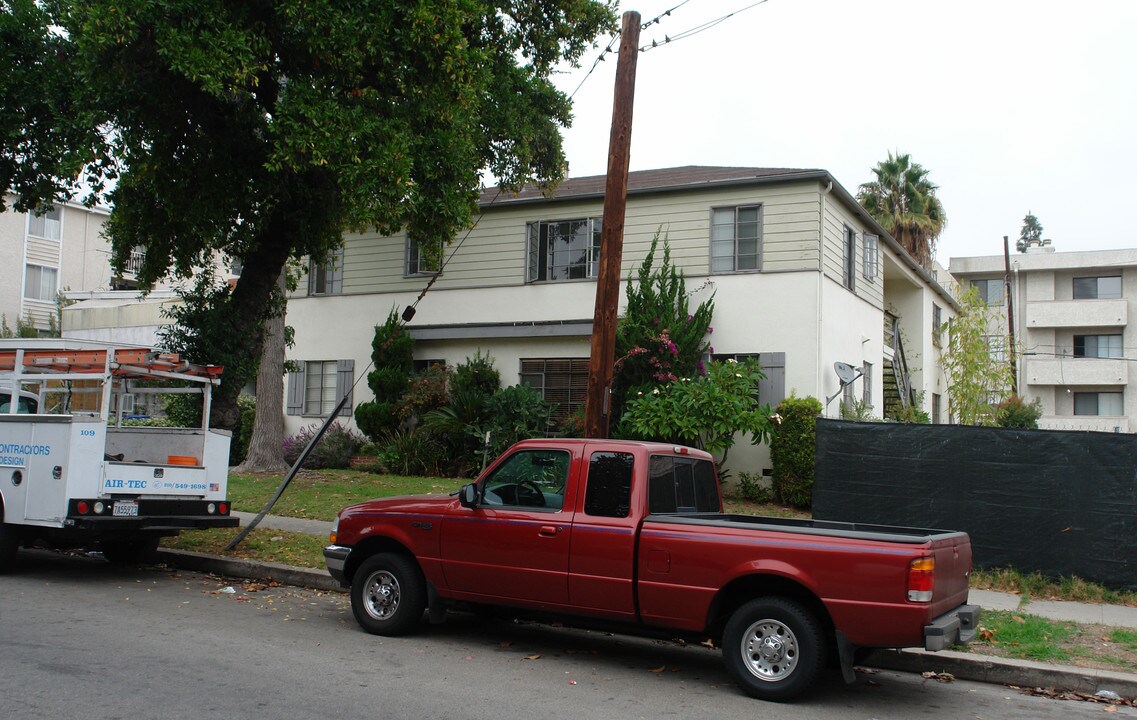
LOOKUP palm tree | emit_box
[857,152,947,268]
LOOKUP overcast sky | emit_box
[551,0,1137,262]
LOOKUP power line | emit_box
[639,0,769,53]
[640,0,692,29]
[569,32,620,99]
[568,1,696,99]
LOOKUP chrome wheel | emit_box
[361,569,401,621]
[740,617,799,682]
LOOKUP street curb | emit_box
[155,548,346,593]
[864,648,1137,700]
[154,548,1137,701]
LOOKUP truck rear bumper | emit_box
[67,516,239,531]
[924,603,981,651]
[325,544,351,586]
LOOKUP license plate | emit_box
[113,501,139,517]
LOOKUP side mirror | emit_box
[458,483,478,509]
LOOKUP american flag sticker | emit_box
[209,483,220,492]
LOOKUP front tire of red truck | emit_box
[722,597,825,702]
[350,553,427,636]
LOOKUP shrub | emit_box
[471,385,555,462]
[229,395,256,465]
[282,422,365,469]
[770,394,822,509]
[451,350,500,398]
[375,428,447,476]
[611,231,714,422]
[398,362,451,423]
[735,471,773,503]
[355,310,415,440]
[618,358,774,473]
[995,395,1042,429]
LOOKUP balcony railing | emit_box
[1026,299,1127,329]
[124,249,145,276]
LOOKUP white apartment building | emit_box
[950,246,1137,433]
[0,196,112,333]
[285,167,959,474]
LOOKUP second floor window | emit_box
[406,237,442,276]
[933,304,944,347]
[711,205,761,272]
[972,278,1004,306]
[842,226,856,291]
[27,206,61,241]
[526,218,601,282]
[863,234,879,282]
[1073,275,1121,300]
[308,246,344,295]
[1073,334,1123,359]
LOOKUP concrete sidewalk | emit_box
[169,511,1137,700]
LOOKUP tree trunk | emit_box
[208,219,293,431]
[234,270,289,474]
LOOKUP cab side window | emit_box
[482,449,569,510]
[584,452,633,518]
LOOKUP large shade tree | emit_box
[857,151,947,268]
[1,0,615,429]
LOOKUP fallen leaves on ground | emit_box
[922,671,956,683]
[1012,685,1136,708]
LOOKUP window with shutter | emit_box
[519,357,589,428]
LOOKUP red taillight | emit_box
[219,502,229,515]
[908,556,935,602]
[77,501,90,515]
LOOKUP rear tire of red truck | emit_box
[722,597,826,702]
[350,553,427,636]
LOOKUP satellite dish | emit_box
[834,361,862,385]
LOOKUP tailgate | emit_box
[928,532,972,613]
[102,461,226,500]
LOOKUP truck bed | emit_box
[648,513,968,544]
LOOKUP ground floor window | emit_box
[286,359,354,417]
[519,357,589,429]
[711,351,786,407]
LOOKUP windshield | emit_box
[0,392,38,414]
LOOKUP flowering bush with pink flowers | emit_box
[611,231,714,425]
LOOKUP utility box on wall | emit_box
[813,419,1137,590]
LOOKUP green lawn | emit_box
[225,468,464,520]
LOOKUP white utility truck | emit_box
[0,339,238,570]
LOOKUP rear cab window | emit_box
[648,454,720,514]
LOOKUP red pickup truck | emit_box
[325,439,978,701]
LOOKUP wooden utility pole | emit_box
[584,11,640,438]
[1003,235,1018,395]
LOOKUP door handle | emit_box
[538,525,562,537]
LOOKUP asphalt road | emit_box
[2,550,1134,720]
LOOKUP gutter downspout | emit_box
[819,180,832,415]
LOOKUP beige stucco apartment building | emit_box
[951,245,1137,433]
[284,167,959,475]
